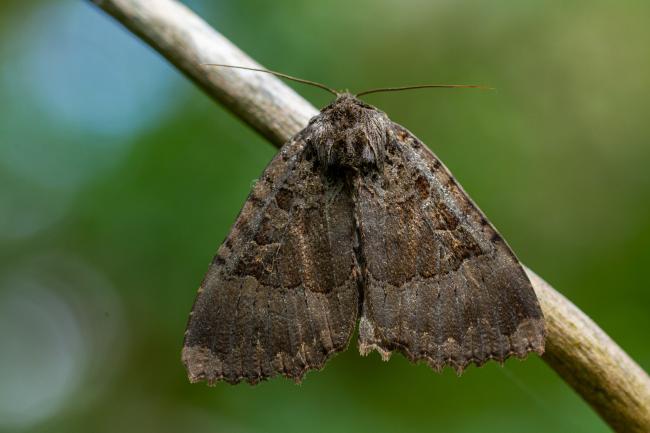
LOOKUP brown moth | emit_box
[183,67,545,385]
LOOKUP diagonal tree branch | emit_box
[89,1,650,431]
[526,269,650,432]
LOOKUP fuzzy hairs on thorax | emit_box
[304,94,389,174]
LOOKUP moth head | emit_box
[306,93,389,173]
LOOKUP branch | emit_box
[526,269,650,432]
[90,1,650,431]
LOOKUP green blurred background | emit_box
[1,1,648,432]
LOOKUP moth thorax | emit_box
[322,128,386,172]
[307,98,389,172]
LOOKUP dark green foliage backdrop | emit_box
[0,1,648,432]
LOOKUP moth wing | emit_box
[356,124,545,373]
[183,137,360,384]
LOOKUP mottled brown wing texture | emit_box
[356,123,545,374]
[183,135,360,385]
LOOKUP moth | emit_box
[183,66,545,385]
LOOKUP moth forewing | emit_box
[183,94,545,385]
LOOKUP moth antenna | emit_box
[356,84,493,97]
[202,64,339,96]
